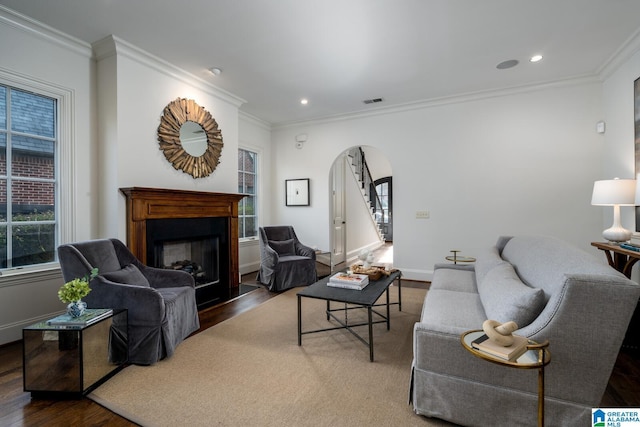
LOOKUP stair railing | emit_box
[348,147,386,230]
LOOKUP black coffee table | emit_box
[297,270,402,362]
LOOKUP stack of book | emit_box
[471,333,529,361]
[46,308,113,329]
[327,272,369,290]
[621,234,640,252]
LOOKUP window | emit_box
[0,85,57,269]
[238,148,257,239]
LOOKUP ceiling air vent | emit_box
[363,98,383,104]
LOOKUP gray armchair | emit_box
[57,238,200,365]
[257,226,317,292]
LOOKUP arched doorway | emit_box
[329,146,392,268]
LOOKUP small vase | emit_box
[67,300,87,317]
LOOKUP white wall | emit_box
[272,81,606,281]
[94,36,244,240]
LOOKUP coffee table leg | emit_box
[386,287,390,330]
[398,276,402,311]
[298,295,302,346]
[368,306,374,362]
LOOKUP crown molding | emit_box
[598,26,640,80]
[0,5,92,58]
[239,110,271,131]
[92,34,246,109]
[272,74,601,130]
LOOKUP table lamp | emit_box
[591,178,636,242]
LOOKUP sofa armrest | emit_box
[138,264,195,289]
[87,276,165,325]
[433,262,475,272]
[296,242,316,259]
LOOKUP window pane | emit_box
[244,151,256,173]
[12,223,55,267]
[0,133,6,177]
[11,134,54,179]
[238,148,257,239]
[0,226,6,268]
[244,195,255,215]
[0,86,5,130]
[12,181,55,221]
[0,179,5,221]
[11,89,55,138]
[243,172,255,194]
[245,216,256,238]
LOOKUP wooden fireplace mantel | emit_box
[120,187,245,291]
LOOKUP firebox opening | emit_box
[156,237,220,289]
[146,216,230,309]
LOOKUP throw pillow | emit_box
[474,247,505,285]
[478,262,545,328]
[269,239,296,256]
[101,264,150,287]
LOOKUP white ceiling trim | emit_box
[0,5,91,58]
[273,74,602,131]
[93,35,246,109]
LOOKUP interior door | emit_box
[331,156,346,265]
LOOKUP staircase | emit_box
[346,147,385,241]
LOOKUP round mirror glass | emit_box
[179,120,208,157]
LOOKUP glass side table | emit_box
[461,330,550,427]
[315,249,333,278]
[23,309,128,398]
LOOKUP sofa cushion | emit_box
[101,264,150,287]
[474,246,505,285]
[269,239,296,256]
[477,262,545,328]
[430,268,477,293]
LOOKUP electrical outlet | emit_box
[416,210,430,219]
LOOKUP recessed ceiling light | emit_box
[300,98,308,105]
[208,67,222,76]
[496,59,519,70]
[530,55,543,63]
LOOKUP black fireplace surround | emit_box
[146,217,229,308]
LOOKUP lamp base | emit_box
[602,227,632,243]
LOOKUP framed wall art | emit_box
[286,179,310,206]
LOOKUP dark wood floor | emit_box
[1,273,639,426]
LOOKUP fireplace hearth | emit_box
[120,187,244,309]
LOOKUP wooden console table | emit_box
[591,241,640,350]
[591,241,640,279]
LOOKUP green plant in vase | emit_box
[58,268,99,317]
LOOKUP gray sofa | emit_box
[410,235,640,427]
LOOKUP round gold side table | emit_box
[461,330,550,427]
[445,249,476,264]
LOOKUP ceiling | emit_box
[2,0,640,126]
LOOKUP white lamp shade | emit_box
[591,178,636,206]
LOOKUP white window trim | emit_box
[238,143,261,245]
[0,68,75,283]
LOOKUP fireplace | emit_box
[120,187,244,309]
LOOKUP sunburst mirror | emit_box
[157,98,223,179]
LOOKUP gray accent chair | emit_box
[57,238,200,365]
[257,226,317,292]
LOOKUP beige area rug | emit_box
[89,286,452,427]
